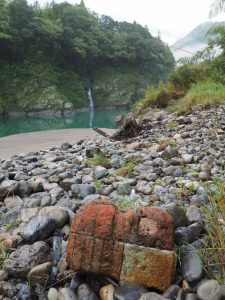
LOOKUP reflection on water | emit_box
[87,88,94,128]
[0,108,129,138]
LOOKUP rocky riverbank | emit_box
[0,105,225,299]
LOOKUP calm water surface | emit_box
[0,108,129,138]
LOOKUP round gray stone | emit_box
[181,252,203,283]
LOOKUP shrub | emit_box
[134,82,184,112]
[169,81,225,114]
[169,59,198,92]
[201,180,225,284]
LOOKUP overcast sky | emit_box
[31,0,225,44]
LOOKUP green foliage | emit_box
[93,66,149,107]
[207,25,225,83]
[169,59,198,91]
[0,247,10,269]
[4,220,17,231]
[116,157,141,177]
[0,0,11,40]
[94,179,103,191]
[133,23,225,114]
[88,153,111,168]
[134,82,185,113]
[169,81,225,114]
[114,199,135,208]
[0,60,88,113]
[0,0,174,71]
[200,180,225,284]
[166,120,179,129]
[0,0,175,112]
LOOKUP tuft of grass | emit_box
[114,199,135,208]
[200,180,225,284]
[166,120,179,129]
[4,220,17,231]
[133,82,184,114]
[0,248,10,269]
[94,180,103,191]
[158,138,171,151]
[169,81,225,114]
[88,153,111,168]
[116,157,142,177]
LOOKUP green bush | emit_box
[169,81,225,113]
[201,180,225,284]
[133,82,185,112]
[169,59,211,92]
[169,59,198,91]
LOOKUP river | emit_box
[0,108,129,138]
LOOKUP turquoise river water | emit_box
[0,108,129,138]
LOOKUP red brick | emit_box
[138,218,158,236]
[72,204,96,235]
[111,241,124,279]
[81,236,94,272]
[67,233,76,262]
[91,238,104,273]
[120,244,176,291]
[100,240,114,274]
[67,202,175,286]
[135,207,174,250]
[94,205,115,239]
[71,234,85,270]
[114,208,134,241]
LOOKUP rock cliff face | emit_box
[0,105,224,299]
[0,62,152,114]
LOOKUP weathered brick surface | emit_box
[120,244,177,291]
[67,200,176,290]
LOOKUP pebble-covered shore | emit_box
[0,105,224,299]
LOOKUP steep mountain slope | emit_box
[171,21,224,60]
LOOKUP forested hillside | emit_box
[0,0,175,113]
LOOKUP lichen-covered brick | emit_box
[111,241,124,279]
[81,236,94,272]
[94,204,115,239]
[114,208,134,241]
[120,244,177,291]
[67,200,176,291]
[91,238,104,273]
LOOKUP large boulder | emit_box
[67,200,176,291]
[4,241,51,277]
[0,180,20,201]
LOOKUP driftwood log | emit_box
[112,113,141,140]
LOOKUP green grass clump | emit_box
[166,120,179,129]
[114,199,135,208]
[169,81,225,114]
[200,180,225,284]
[133,82,185,114]
[4,220,17,231]
[116,157,141,177]
[0,248,10,269]
[88,153,111,168]
[94,180,103,191]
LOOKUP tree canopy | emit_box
[0,0,174,79]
